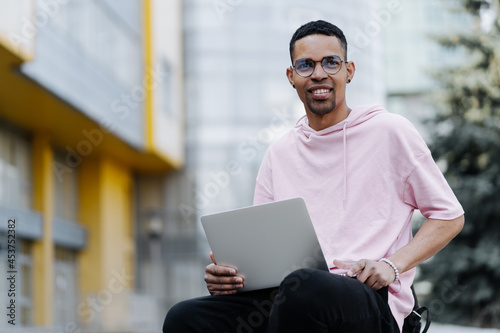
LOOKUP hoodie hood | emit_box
[295,104,388,137]
[294,104,388,202]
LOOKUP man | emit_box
[163,20,464,333]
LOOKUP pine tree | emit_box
[420,0,500,327]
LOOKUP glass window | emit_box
[17,241,33,326]
[53,247,79,328]
[0,122,32,210]
[0,236,34,327]
[53,151,79,222]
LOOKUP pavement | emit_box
[431,323,500,332]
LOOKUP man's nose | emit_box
[310,62,329,80]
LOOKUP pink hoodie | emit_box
[254,104,464,331]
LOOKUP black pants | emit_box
[163,268,399,333]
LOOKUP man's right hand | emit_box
[204,252,244,295]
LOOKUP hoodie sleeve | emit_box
[382,113,463,220]
[403,153,464,220]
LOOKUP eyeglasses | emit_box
[291,55,347,77]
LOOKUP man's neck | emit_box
[306,105,351,131]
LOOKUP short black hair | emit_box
[289,20,348,63]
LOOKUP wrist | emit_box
[379,258,400,282]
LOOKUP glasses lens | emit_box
[294,59,314,77]
[322,56,342,75]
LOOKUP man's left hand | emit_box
[333,259,396,290]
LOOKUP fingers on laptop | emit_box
[206,263,237,276]
[205,277,244,295]
[210,252,217,264]
[209,281,243,295]
[205,265,244,295]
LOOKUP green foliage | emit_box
[464,0,493,15]
[420,0,500,328]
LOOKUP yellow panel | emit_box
[78,157,104,297]
[143,0,154,151]
[31,133,54,326]
[101,157,134,288]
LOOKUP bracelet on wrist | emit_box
[379,258,399,282]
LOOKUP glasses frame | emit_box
[291,55,348,78]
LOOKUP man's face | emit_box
[287,34,353,116]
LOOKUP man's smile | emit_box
[308,86,333,99]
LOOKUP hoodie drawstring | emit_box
[342,122,348,202]
[295,105,388,203]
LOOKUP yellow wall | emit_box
[78,156,135,329]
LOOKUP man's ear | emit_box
[286,67,295,88]
[346,61,356,83]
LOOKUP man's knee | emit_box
[163,300,194,332]
[283,267,317,284]
[277,269,355,307]
[275,269,324,305]
[281,268,328,290]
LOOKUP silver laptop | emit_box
[201,197,328,292]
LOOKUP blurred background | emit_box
[0,0,498,332]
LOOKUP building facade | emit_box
[0,0,184,332]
